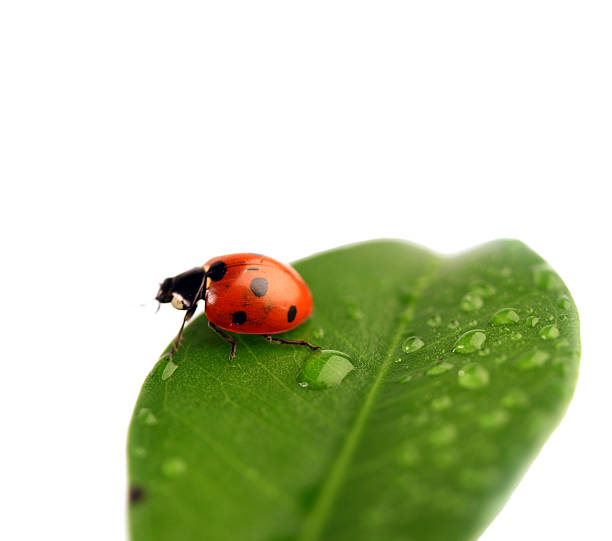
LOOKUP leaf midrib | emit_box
[297,258,440,541]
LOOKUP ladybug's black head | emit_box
[155,267,206,311]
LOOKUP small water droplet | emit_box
[132,447,147,458]
[402,336,424,354]
[296,349,354,390]
[516,349,550,370]
[430,424,457,446]
[510,332,523,341]
[539,325,560,340]
[457,363,489,389]
[427,361,453,376]
[431,395,452,410]
[461,293,484,312]
[501,388,529,408]
[477,347,491,357]
[557,295,571,310]
[427,314,442,327]
[137,408,158,425]
[468,320,478,327]
[397,443,420,467]
[453,330,487,354]
[346,302,364,320]
[533,263,562,290]
[162,457,187,477]
[397,374,413,383]
[494,354,508,364]
[312,327,325,339]
[161,360,178,381]
[470,281,496,297]
[526,316,540,327]
[490,308,520,326]
[447,319,460,329]
[479,409,509,429]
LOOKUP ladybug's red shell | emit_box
[203,253,314,334]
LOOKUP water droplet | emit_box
[490,308,520,326]
[526,316,540,327]
[132,447,147,458]
[457,363,489,389]
[346,302,364,320]
[494,354,508,364]
[470,281,496,297]
[501,388,529,408]
[137,408,158,425]
[427,361,453,376]
[479,409,509,429]
[557,295,571,310]
[430,424,457,446]
[452,330,487,354]
[397,374,413,383]
[312,327,325,339]
[458,467,499,490]
[510,332,523,341]
[427,314,442,327]
[397,443,420,467]
[402,336,424,354]
[477,347,491,357]
[447,319,460,329]
[539,325,560,340]
[162,457,187,477]
[431,395,452,410]
[161,360,178,381]
[461,293,484,312]
[516,349,550,370]
[296,349,354,390]
[533,263,562,290]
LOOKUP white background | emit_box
[1,1,610,540]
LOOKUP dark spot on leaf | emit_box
[129,485,145,504]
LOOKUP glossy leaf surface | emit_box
[128,240,580,541]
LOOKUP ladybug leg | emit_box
[167,304,198,360]
[262,335,322,351]
[208,321,237,362]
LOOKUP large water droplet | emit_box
[453,330,487,354]
[447,319,460,329]
[539,325,560,340]
[161,360,178,381]
[402,336,424,354]
[427,361,453,376]
[490,308,520,326]
[526,316,540,327]
[510,332,523,341]
[162,457,187,477]
[296,349,354,390]
[457,363,490,389]
[461,293,484,312]
[516,349,550,370]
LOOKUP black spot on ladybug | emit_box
[208,261,227,281]
[232,311,247,325]
[129,485,145,504]
[250,277,268,297]
[287,305,297,322]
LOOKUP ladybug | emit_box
[155,253,320,361]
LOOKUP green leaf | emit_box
[128,240,580,541]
